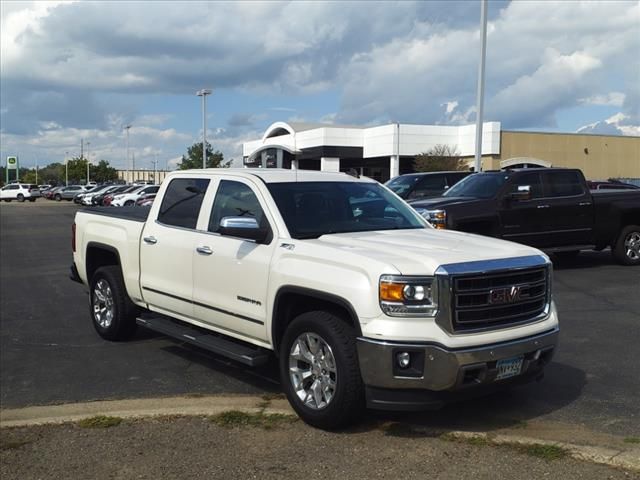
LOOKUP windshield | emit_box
[267,181,426,239]
[384,175,422,197]
[443,173,509,199]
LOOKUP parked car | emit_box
[136,193,156,207]
[0,183,41,202]
[410,168,640,265]
[54,185,87,201]
[71,169,559,429]
[44,186,64,199]
[81,185,117,206]
[74,185,101,204]
[385,171,471,200]
[110,185,159,207]
[102,185,137,206]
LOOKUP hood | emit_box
[408,196,484,209]
[306,229,544,275]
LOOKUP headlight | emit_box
[113,195,124,200]
[379,275,437,317]
[423,209,446,229]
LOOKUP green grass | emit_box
[210,410,297,430]
[623,437,640,444]
[514,443,568,460]
[441,433,568,460]
[77,415,123,429]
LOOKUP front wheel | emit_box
[55,194,61,201]
[89,266,138,340]
[279,311,364,430]
[17,194,24,202]
[613,225,640,266]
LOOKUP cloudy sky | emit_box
[1,0,638,171]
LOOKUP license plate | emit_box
[496,356,524,380]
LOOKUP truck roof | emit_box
[166,168,376,184]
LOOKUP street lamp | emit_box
[86,141,91,184]
[196,88,212,169]
[65,151,69,186]
[124,124,132,183]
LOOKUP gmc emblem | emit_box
[489,286,522,305]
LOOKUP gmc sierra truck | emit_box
[410,168,640,265]
[71,169,559,429]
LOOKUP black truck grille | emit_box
[452,267,549,332]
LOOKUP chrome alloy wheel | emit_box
[92,279,115,328]
[289,333,337,410]
[624,230,640,261]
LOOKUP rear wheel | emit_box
[279,311,364,430]
[613,225,640,266]
[55,194,62,201]
[89,266,138,340]
[17,194,24,202]
[124,200,134,206]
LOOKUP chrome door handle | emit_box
[579,202,592,206]
[143,236,157,244]
[196,246,213,255]
[536,204,550,209]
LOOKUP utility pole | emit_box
[474,0,488,173]
[80,138,84,160]
[152,154,158,184]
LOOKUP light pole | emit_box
[152,154,158,184]
[65,151,69,186]
[86,141,91,184]
[124,124,132,183]
[196,88,212,169]
[474,0,488,173]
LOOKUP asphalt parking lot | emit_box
[1,201,639,437]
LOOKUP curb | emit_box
[445,431,640,473]
[2,395,638,472]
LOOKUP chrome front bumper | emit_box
[357,327,558,409]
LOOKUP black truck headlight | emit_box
[379,275,437,317]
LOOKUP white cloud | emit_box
[579,92,626,107]
[577,112,640,137]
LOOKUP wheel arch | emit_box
[271,286,362,356]
[86,242,123,283]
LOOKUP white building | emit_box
[243,121,502,182]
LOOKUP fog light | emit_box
[397,352,411,368]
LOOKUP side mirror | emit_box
[219,216,269,243]
[509,185,531,202]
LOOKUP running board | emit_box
[544,245,595,253]
[136,315,270,367]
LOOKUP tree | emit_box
[38,163,65,185]
[178,142,223,170]
[414,145,466,172]
[65,156,89,184]
[92,160,119,183]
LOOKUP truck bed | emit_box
[80,206,150,222]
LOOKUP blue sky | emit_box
[1,0,638,171]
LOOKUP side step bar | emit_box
[136,315,271,367]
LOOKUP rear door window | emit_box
[544,171,584,197]
[158,178,210,229]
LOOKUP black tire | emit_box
[29,198,36,202]
[55,194,61,201]
[124,200,134,206]
[612,225,640,266]
[17,194,24,202]
[89,266,138,340]
[4,199,11,202]
[279,311,364,430]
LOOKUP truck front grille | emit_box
[451,267,549,332]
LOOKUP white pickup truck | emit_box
[71,169,559,429]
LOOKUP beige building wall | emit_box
[492,131,640,180]
[117,169,170,184]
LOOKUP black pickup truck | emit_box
[409,168,640,265]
